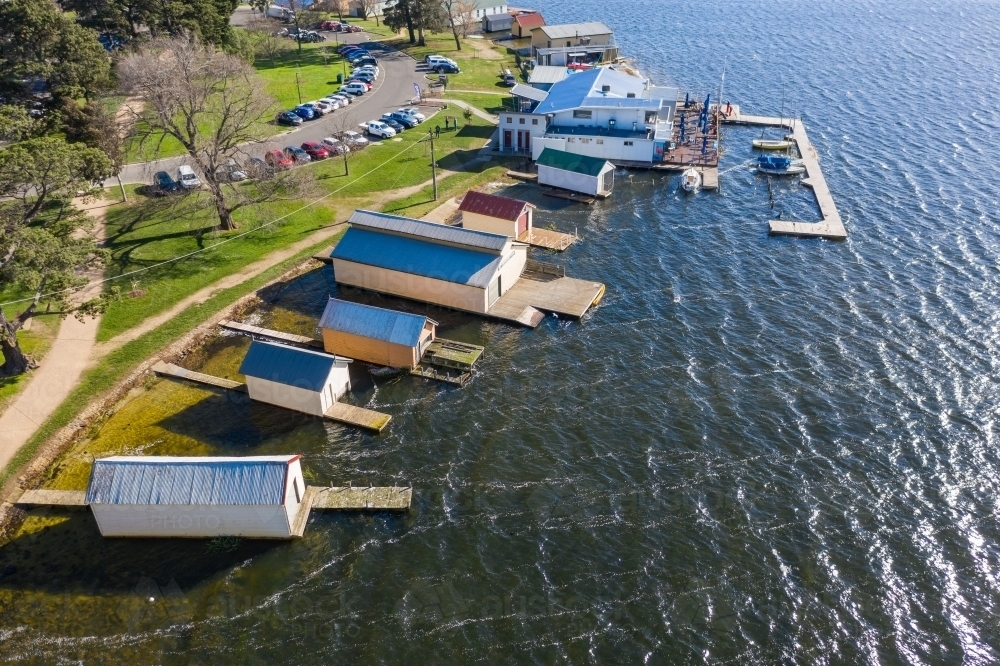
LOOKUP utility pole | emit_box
[429,130,438,200]
[295,68,303,104]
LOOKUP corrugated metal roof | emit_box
[484,14,513,29]
[238,340,339,391]
[514,12,545,28]
[320,298,427,347]
[511,83,549,102]
[332,227,503,289]
[536,148,613,176]
[538,22,612,39]
[533,67,648,115]
[528,66,569,85]
[85,455,296,506]
[348,210,508,253]
[585,97,663,109]
[458,190,531,221]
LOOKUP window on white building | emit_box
[624,141,634,146]
[597,139,604,144]
[532,118,538,125]
[519,118,525,124]
[506,117,513,123]
[573,110,592,119]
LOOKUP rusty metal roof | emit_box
[458,191,532,222]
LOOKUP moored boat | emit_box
[757,155,805,175]
[680,167,701,192]
[752,138,794,151]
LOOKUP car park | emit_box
[339,130,369,148]
[284,145,311,164]
[366,121,396,138]
[153,171,178,195]
[293,105,315,120]
[379,115,405,132]
[340,82,368,96]
[385,111,418,129]
[264,149,293,170]
[177,165,202,190]
[276,110,303,126]
[300,141,329,160]
[320,136,350,155]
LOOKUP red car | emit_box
[344,25,362,33]
[301,141,329,160]
[264,149,292,170]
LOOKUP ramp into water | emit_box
[310,485,412,511]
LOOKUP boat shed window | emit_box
[573,110,592,119]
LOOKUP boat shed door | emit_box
[488,277,501,305]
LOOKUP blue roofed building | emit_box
[331,210,528,315]
[320,297,437,369]
[238,340,352,417]
[499,66,678,164]
[86,455,309,538]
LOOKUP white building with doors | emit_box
[238,340,352,417]
[331,210,528,314]
[85,455,309,539]
[530,22,618,66]
[536,147,615,198]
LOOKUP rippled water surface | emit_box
[4,0,1000,662]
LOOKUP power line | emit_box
[1,137,430,308]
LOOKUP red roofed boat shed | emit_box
[513,12,546,38]
[458,190,535,238]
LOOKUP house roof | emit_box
[320,298,428,348]
[85,455,298,506]
[537,22,612,40]
[332,227,505,289]
[528,66,569,85]
[484,13,512,28]
[348,209,509,253]
[459,190,532,222]
[514,12,545,28]
[532,67,649,115]
[511,83,549,102]
[536,148,613,177]
[238,340,343,391]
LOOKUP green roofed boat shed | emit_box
[535,148,615,197]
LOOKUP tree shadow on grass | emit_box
[455,124,497,140]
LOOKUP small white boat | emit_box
[757,155,805,175]
[680,167,701,192]
[752,138,794,151]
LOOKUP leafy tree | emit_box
[61,0,240,49]
[0,105,42,143]
[60,99,127,174]
[245,16,290,67]
[0,137,113,375]
[384,0,415,43]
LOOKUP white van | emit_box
[177,165,201,190]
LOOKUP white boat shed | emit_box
[238,340,352,417]
[535,147,615,197]
[85,455,309,539]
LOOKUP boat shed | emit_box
[512,11,545,38]
[527,66,569,91]
[330,210,528,314]
[238,340,352,417]
[483,12,512,32]
[85,455,308,539]
[458,190,534,238]
[319,297,435,369]
[536,147,615,197]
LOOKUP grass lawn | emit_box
[382,163,515,218]
[0,299,60,411]
[443,91,512,115]
[387,32,521,92]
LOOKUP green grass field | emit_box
[387,32,522,92]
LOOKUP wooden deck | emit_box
[506,170,537,182]
[488,271,606,326]
[290,485,318,537]
[310,485,412,511]
[410,364,470,386]
[324,402,391,432]
[219,320,323,349]
[152,361,246,391]
[542,188,596,204]
[699,167,719,191]
[15,489,88,507]
[721,106,846,239]
[422,338,483,370]
[517,227,577,251]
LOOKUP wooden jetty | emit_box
[721,105,846,240]
[517,227,577,251]
[153,360,391,432]
[14,489,88,507]
[311,485,412,511]
[219,320,323,349]
[542,187,596,204]
[506,170,537,182]
[699,167,719,191]
[488,261,605,327]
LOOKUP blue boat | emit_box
[757,155,805,176]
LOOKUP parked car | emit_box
[247,157,273,179]
[264,149,293,170]
[352,67,378,80]
[502,69,517,86]
[435,62,461,74]
[340,82,368,96]
[276,110,303,126]
[320,136,350,155]
[153,170,178,195]
[366,120,396,138]
[398,107,426,122]
[177,165,202,190]
[329,93,352,105]
[219,158,248,182]
[304,101,330,116]
[293,105,315,120]
[350,72,375,83]
[283,145,312,164]
[296,31,325,43]
[351,56,378,68]
[319,20,339,30]
[342,48,368,57]
[300,141,329,160]
[338,45,360,54]
[385,111,418,129]
[319,96,342,110]
[346,79,372,91]
[379,115,405,133]
[338,130,369,148]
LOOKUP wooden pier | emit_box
[506,170,537,182]
[324,402,391,432]
[721,106,846,239]
[14,489,88,507]
[517,227,577,251]
[220,320,323,349]
[488,267,605,327]
[542,188,596,204]
[310,485,412,511]
[152,361,246,391]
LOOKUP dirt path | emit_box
[0,197,112,472]
[466,38,504,60]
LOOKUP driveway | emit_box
[118,35,429,185]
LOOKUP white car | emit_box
[397,107,425,123]
[366,121,396,138]
[320,97,342,110]
[330,92,352,105]
[340,130,369,147]
[353,66,379,79]
[307,101,332,115]
[340,82,367,96]
[321,136,350,155]
[177,164,201,189]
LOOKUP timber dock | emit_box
[506,170,538,182]
[152,360,391,432]
[487,260,605,327]
[220,320,323,349]
[542,187,596,204]
[721,106,846,239]
[311,485,411,511]
[14,488,87,507]
[517,227,577,251]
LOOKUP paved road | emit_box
[118,35,434,185]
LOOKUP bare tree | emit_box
[441,0,462,50]
[118,36,306,231]
[358,0,383,25]
[455,0,477,38]
[334,0,350,21]
[245,15,289,67]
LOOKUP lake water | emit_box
[4,0,1000,662]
